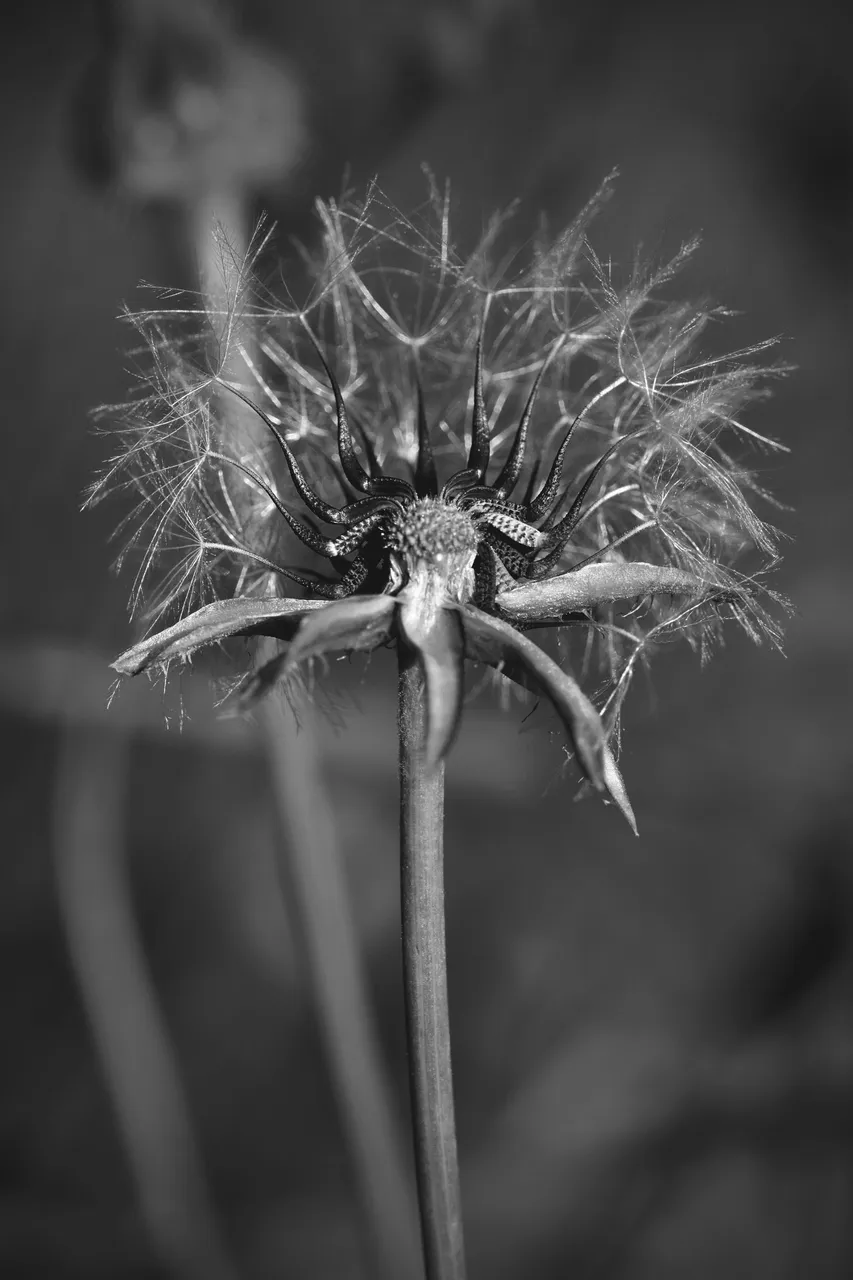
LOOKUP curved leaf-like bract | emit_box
[397,594,465,772]
[111,597,327,675]
[241,594,396,702]
[458,604,637,834]
[495,562,711,625]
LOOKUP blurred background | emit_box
[2,1,853,1276]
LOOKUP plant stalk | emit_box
[398,647,467,1280]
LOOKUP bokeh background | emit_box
[2,1,853,1276]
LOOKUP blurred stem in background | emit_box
[71,1,420,1273]
[399,654,467,1280]
[263,677,423,1280]
[52,726,238,1280]
[195,192,421,1280]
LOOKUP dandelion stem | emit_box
[398,648,467,1280]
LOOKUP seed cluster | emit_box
[384,499,479,565]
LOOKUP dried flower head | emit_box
[93,176,788,832]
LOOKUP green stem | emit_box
[398,649,467,1280]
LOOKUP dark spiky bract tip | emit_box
[97,176,788,819]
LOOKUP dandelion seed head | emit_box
[95,175,788,744]
[385,498,479,605]
[386,499,479,564]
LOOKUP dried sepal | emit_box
[111,596,326,675]
[495,561,720,625]
[458,606,636,833]
[240,594,396,703]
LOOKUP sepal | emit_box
[241,594,396,701]
[496,562,713,625]
[458,605,637,833]
[112,596,327,675]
